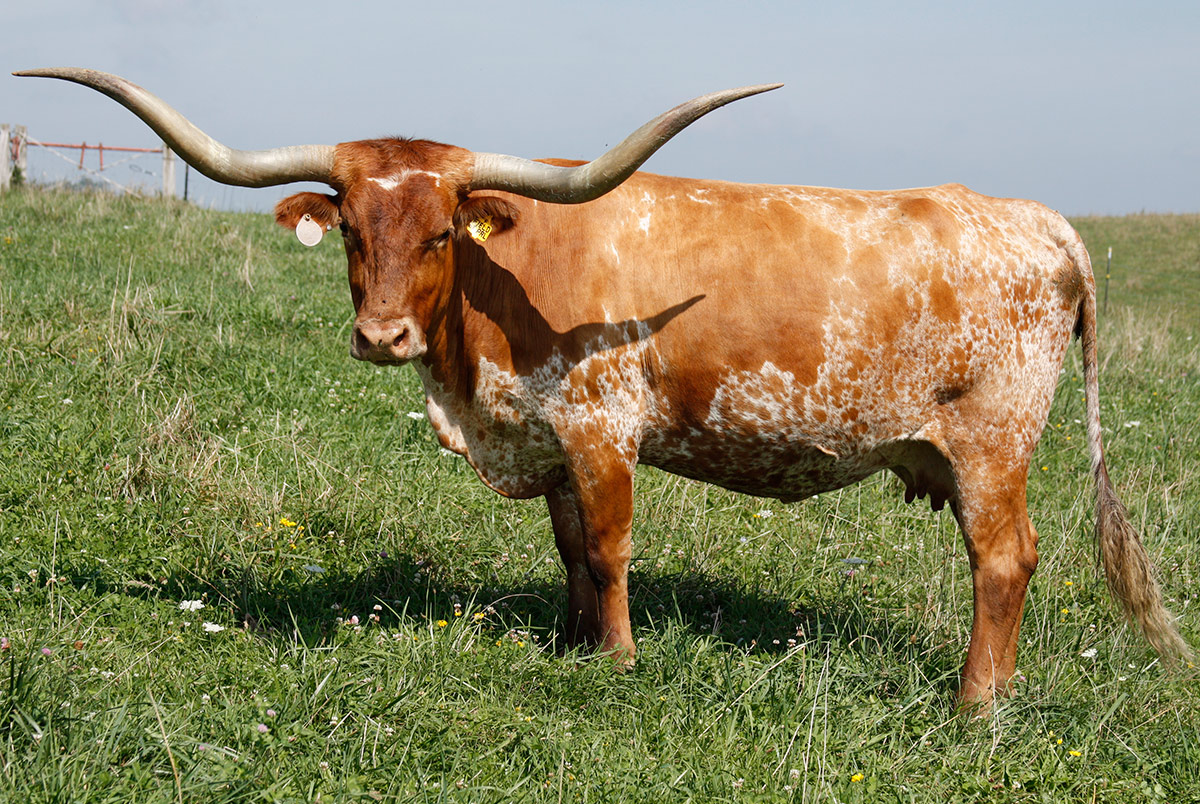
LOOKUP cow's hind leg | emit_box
[953,468,1039,707]
[546,484,600,648]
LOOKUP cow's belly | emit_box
[639,426,888,502]
[636,356,919,500]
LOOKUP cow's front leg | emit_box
[546,483,600,648]
[562,449,636,664]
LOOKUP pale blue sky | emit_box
[5,1,1199,215]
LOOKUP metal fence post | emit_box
[1103,247,1112,315]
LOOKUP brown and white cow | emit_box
[19,68,1189,706]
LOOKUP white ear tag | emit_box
[296,214,323,247]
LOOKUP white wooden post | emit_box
[161,142,176,198]
[0,125,10,193]
[14,126,27,181]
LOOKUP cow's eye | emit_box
[425,229,452,251]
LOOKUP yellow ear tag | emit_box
[466,215,493,243]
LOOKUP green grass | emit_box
[0,187,1197,803]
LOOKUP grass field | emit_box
[0,187,1196,803]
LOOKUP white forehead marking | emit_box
[369,169,442,191]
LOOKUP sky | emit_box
[4,1,1199,216]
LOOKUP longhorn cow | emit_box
[17,68,1189,706]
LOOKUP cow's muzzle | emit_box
[351,317,426,364]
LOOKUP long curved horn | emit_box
[470,83,782,203]
[14,68,334,188]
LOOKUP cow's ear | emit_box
[275,192,340,247]
[454,196,520,244]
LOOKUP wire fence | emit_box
[2,124,290,211]
[28,137,168,193]
[2,124,176,197]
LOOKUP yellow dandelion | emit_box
[1068,750,1082,757]
[1056,738,1063,745]
[851,773,864,783]
[1061,608,1070,615]
[1064,580,1073,586]
[1041,466,1049,471]
[454,611,463,617]
[436,620,448,628]
[474,612,486,621]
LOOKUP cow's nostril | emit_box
[392,327,409,349]
[354,327,373,355]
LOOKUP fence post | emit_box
[14,126,27,180]
[1103,247,1112,315]
[0,124,10,193]
[161,142,176,198]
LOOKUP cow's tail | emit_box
[1067,228,1192,663]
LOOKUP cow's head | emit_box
[15,68,780,366]
[272,141,481,364]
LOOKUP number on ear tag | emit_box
[296,214,323,247]
[466,215,493,243]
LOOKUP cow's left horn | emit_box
[469,83,782,204]
[14,68,334,188]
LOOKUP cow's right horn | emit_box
[470,83,782,204]
[14,68,334,188]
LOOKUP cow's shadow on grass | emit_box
[71,542,956,692]
[146,549,958,692]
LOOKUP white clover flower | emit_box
[179,600,205,612]
[202,622,225,633]
[1080,647,1097,659]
